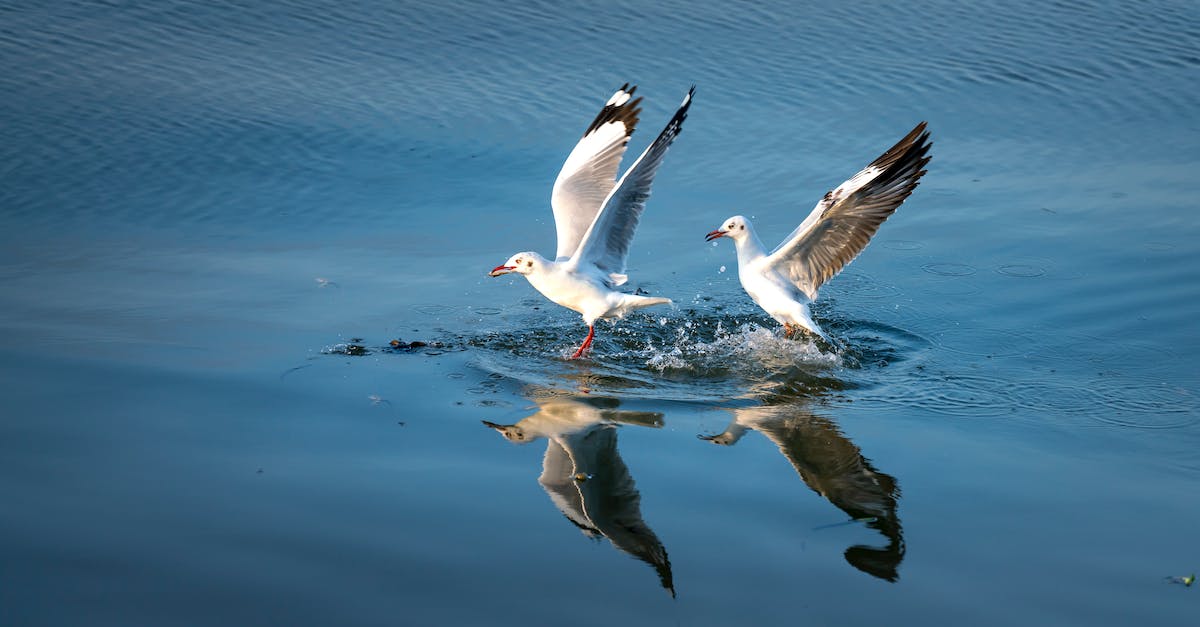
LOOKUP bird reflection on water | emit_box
[482,394,675,596]
[701,403,904,582]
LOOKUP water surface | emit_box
[2,1,1198,625]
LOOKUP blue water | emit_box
[2,1,1199,624]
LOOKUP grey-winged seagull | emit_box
[489,84,693,359]
[706,122,931,341]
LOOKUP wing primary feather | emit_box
[569,86,695,278]
[766,122,932,298]
[551,85,645,261]
[584,85,642,138]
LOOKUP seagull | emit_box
[706,122,932,341]
[489,84,694,359]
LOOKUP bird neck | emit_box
[733,226,768,265]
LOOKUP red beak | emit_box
[489,265,516,277]
[705,230,727,242]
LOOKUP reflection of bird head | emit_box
[481,420,533,444]
[697,422,749,446]
[483,395,663,445]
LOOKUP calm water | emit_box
[2,0,1199,624]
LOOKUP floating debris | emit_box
[315,277,339,288]
[368,394,391,406]
[388,338,449,352]
[1165,574,1195,587]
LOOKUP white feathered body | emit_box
[732,225,824,337]
[525,257,670,326]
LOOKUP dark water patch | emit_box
[413,304,455,316]
[929,326,1039,359]
[829,271,903,300]
[996,264,1046,278]
[862,372,1022,418]
[831,320,934,370]
[1086,374,1198,428]
[1010,333,1184,384]
[922,262,977,277]
[1010,381,1106,415]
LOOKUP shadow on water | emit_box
[480,392,675,596]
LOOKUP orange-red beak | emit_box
[489,265,516,277]
[705,230,727,242]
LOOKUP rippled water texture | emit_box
[2,1,1198,625]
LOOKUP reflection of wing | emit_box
[539,438,596,536]
[754,413,903,581]
[486,394,673,595]
[710,405,905,582]
[539,424,674,596]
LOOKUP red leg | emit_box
[570,325,595,359]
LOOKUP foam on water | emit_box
[443,302,937,404]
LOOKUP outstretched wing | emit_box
[766,122,931,299]
[569,87,694,279]
[550,84,643,261]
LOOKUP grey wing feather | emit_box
[767,122,932,298]
[570,87,694,277]
[550,85,642,261]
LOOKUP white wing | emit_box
[569,87,694,281]
[766,122,932,299]
[550,84,642,261]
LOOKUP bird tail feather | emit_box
[622,295,671,310]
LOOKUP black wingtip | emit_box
[868,121,932,171]
[582,84,643,138]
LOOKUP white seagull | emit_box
[706,122,932,341]
[489,84,694,359]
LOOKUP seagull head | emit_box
[706,215,751,243]
[489,251,542,277]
